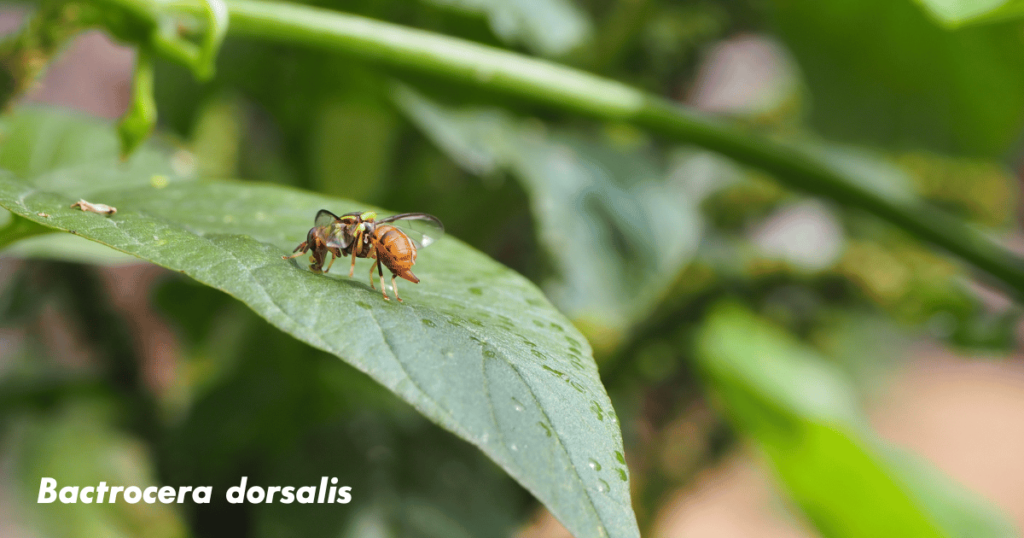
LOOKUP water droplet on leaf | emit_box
[543,365,564,377]
[590,401,604,421]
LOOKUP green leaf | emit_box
[421,0,593,57]
[2,232,140,264]
[912,0,1024,26]
[0,107,175,180]
[696,303,1018,538]
[770,0,1024,157]
[254,407,530,538]
[395,85,734,351]
[0,208,53,248]
[4,401,191,538]
[0,107,639,538]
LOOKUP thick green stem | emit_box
[45,0,1024,296]
[118,47,157,157]
[226,1,1024,296]
[637,100,1024,294]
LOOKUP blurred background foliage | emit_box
[2,0,1024,536]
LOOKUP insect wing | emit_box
[313,209,351,249]
[325,230,353,250]
[380,213,444,248]
[315,209,340,228]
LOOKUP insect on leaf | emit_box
[0,107,640,538]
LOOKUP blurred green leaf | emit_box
[895,152,1018,228]
[421,0,593,57]
[159,306,386,488]
[2,232,140,265]
[883,448,1022,538]
[253,410,530,538]
[696,303,1018,538]
[0,107,177,181]
[4,402,190,538]
[311,100,398,200]
[771,0,1024,157]
[396,85,737,352]
[0,207,53,247]
[912,0,1024,26]
[179,95,240,179]
[0,107,639,538]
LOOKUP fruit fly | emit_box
[283,209,444,302]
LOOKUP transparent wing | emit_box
[315,209,340,228]
[325,228,352,250]
[314,209,352,249]
[379,213,445,248]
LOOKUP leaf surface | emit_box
[770,0,1024,157]
[912,0,1024,26]
[421,0,592,57]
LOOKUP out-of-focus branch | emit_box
[11,0,1024,298]
[183,1,1024,298]
[0,1,90,109]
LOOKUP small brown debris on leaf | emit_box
[37,212,50,218]
[70,199,117,215]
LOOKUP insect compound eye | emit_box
[307,228,319,245]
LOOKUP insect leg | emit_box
[368,259,377,289]
[324,252,337,273]
[349,251,356,277]
[282,243,308,259]
[378,258,389,301]
[391,275,402,302]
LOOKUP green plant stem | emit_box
[59,0,1024,296]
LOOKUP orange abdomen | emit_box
[373,225,419,281]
